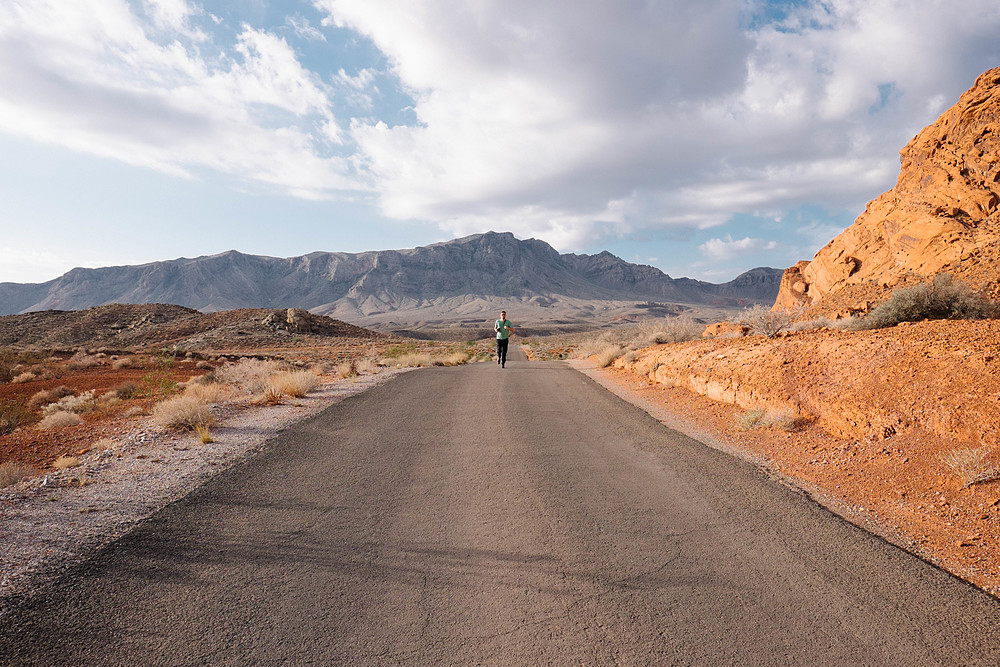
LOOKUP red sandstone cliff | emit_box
[775,67,1000,315]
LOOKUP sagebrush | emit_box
[732,305,800,338]
[854,274,1000,330]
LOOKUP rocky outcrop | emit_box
[775,67,1000,315]
[286,308,313,333]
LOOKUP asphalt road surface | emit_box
[5,349,1000,665]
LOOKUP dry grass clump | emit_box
[354,357,379,374]
[214,358,288,394]
[256,386,284,406]
[39,411,85,429]
[941,446,1000,488]
[0,462,34,488]
[431,351,469,366]
[732,305,800,338]
[735,407,803,432]
[336,360,359,378]
[41,390,96,416]
[27,386,75,411]
[392,352,434,368]
[152,395,216,430]
[269,370,321,398]
[195,424,214,444]
[594,345,624,368]
[11,371,36,384]
[112,357,133,369]
[66,351,101,370]
[52,455,80,469]
[184,382,234,404]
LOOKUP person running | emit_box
[494,310,515,368]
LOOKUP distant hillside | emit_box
[0,233,782,327]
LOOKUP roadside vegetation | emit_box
[566,316,705,367]
[851,274,1000,330]
[0,336,489,486]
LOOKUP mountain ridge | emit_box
[2,233,781,327]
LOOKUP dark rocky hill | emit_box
[1,233,781,328]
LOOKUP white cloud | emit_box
[0,0,363,197]
[699,235,778,261]
[316,0,1000,249]
[287,15,326,42]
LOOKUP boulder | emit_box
[286,308,313,333]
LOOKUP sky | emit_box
[1,0,999,285]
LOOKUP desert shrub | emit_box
[256,386,284,405]
[0,403,36,435]
[269,370,321,397]
[354,358,379,374]
[39,411,85,429]
[152,395,216,430]
[0,348,17,383]
[336,360,359,378]
[112,381,141,399]
[941,446,1000,488]
[735,407,802,431]
[27,386,74,411]
[594,344,624,368]
[66,351,101,370]
[732,305,800,338]
[195,424,214,444]
[196,360,213,370]
[632,316,705,346]
[52,455,80,469]
[11,372,36,384]
[41,390,96,416]
[112,357,133,369]
[0,462,34,488]
[123,406,148,418]
[184,383,233,404]
[735,409,767,430]
[215,358,288,394]
[853,274,1000,330]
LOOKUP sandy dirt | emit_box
[563,320,1000,598]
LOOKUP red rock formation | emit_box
[775,67,1000,314]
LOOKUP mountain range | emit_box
[1,232,781,332]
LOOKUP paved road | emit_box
[5,349,1000,665]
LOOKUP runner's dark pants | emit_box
[496,338,509,366]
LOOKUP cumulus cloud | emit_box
[317,0,1000,249]
[0,0,361,197]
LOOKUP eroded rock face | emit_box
[775,67,1000,314]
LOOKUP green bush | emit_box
[853,274,1000,330]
